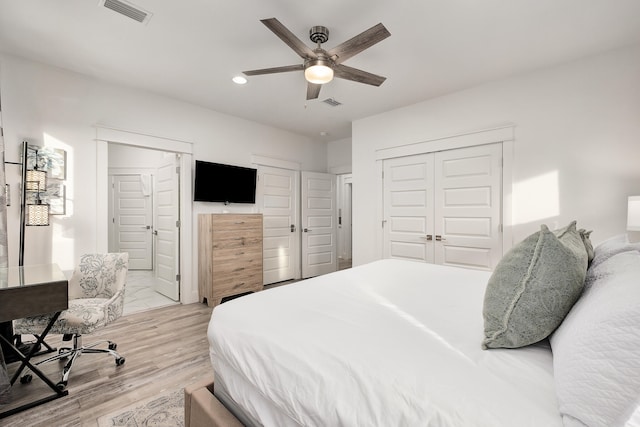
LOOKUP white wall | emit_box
[0,54,327,278]
[327,137,352,174]
[109,144,165,169]
[353,45,640,265]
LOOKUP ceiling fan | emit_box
[243,18,391,100]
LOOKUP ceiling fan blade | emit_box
[333,64,386,86]
[243,64,304,76]
[306,83,321,100]
[327,23,390,64]
[261,18,317,59]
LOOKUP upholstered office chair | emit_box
[14,253,129,390]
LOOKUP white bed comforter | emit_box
[208,259,562,427]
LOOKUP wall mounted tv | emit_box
[193,160,257,204]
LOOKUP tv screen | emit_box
[194,160,257,204]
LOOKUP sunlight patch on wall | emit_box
[43,133,72,216]
[43,132,74,270]
[512,171,560,226]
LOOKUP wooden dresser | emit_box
[198,213,263,307]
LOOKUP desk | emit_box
[0,264,68,419]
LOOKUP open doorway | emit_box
[337,173,352,270]
[107,143,180,314]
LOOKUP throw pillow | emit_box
[482,221,588,349]
[578,229,595,264]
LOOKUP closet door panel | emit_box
[256,166,299,285]
[434,143,502,270]
[301,171,337,278]
[383,154,434,263]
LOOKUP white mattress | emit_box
[208,259,562,426]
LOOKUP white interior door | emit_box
[382,143,503,270]
[337,174,353,261]
[112,175,153,270]
[383,154,434,262]
[301,171,337,278]
[257,165,298,285]
[154,153,180,300]
[434,144,502,270]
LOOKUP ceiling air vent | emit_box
[323,98,342,107]
[99,0,152,24]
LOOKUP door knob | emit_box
[290,224,296,232]
[435,235,446,241]
[303,228,311,232]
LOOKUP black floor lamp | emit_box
[4,140,51,266]
[19,141,50,266]
[0,141,52,362]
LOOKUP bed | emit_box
[194,229,640,427]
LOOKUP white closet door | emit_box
[382,143,503,270]
[383,154,434,262]
[434,143,502,270]
[301,171,337,278]
[154,153,180,301]
[257,166,298,285]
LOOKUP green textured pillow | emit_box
[482,221,588,349]
[578,228,595,264]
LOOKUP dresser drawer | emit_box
[211,231,262,249]
[212,246,262,262]
[212,268,263,296]
[211,214,261,231]
[212,262,262,283]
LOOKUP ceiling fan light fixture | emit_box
[304,59,334,84]
[232,75,248,85]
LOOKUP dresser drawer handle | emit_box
[234,221,245,224]
[236,251,245,255]
[233,267,245,272]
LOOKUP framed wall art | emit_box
[26,182,65,215]
[46,182,66,215]
[26,145,67,180]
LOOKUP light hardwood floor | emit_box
[1,303,213,426]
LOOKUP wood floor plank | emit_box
[1,303,214,426]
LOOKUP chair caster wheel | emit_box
[20,374,32,384]
[108,343,117,351]
[115,357,125,366]
[56,381,67,391]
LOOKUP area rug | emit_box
[97,388,184,427]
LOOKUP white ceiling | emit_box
[1,0,640,142]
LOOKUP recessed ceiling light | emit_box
[320,131,328,137]
[232,76,247,85]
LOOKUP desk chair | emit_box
[13,253,129,390]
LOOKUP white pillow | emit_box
[589,233,640,270]
[550,251,640,427]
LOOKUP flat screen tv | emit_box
[194,160,257,204]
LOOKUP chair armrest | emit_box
[104,286,126,324]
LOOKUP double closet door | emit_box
[258,166,337,284]
[383,143,503,271]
